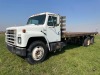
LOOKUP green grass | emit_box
[0,34,100,75]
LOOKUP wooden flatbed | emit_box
[62,32,98,38]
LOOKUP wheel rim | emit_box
[32,46,44,61]
[87,39,90,45]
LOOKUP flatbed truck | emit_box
[5,12,98,64]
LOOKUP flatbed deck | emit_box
[62,32,98,38]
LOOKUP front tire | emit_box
[26,41,48,64]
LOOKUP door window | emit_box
[47,16,57,26]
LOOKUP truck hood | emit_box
[6,24,45,33]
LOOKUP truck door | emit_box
[46,15,61,42]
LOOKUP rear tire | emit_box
[26,41,48,64]
[90,36,94,44]
[83,37,91,47]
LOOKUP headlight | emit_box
[18,37,21,44]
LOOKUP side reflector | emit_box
[22,29,26,33]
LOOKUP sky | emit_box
[0,0,100,33]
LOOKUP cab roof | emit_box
[30,12,57,18]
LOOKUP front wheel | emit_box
[26,41,48,64]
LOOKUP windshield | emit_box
[27,15,46,25]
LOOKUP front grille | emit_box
[6,30,16,45]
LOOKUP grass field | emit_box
[0,34,100,75]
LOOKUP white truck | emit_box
[5,12,98,64]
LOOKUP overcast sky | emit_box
[0,0,100,33]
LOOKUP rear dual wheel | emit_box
[90,36,94,44]
[83,37,91,47]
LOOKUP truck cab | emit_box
[5,12,64,64]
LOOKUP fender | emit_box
[16,31,50,51]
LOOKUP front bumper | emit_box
[7,44,26,56]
